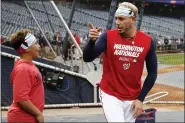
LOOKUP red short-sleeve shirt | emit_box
[8,59,44,122]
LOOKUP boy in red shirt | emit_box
[8,29,44,122]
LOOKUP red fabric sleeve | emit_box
[13,70,32,102]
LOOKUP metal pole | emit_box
[94,87,97,103]
[50,0,82,55]
[64,0,77,61]
[50,0,92,70]
[137,0,145,30]
[106,0,118,30]
[67,0,77,30]
[64,0,77,41]
[24,1,57,58]
[100,0,117,64]
[1,52,87,79]
[42,0,55,34]
[70,46,74,72]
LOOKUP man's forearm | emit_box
[83,32,107,62]
[17,100,42,117]
[83,40,97,62]
[137,40,157,102]
[137,73,157,102]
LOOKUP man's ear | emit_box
[132,16,137,23]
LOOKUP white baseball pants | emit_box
[99,89,136,122]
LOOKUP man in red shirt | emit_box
[8,29,44,122]
[72,33,81,59]
[73,33,81,46]
[83,2,157,122]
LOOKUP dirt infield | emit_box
[147,83,184,101]
[144,83,184,111]
[145,104,184,111]
[142,64,184,76]
[142,64,184,110]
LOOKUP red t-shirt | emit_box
[100,29,152,100]
[72,35,81,48]
[8,59,44,123]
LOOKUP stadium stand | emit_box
[1,1,183,39]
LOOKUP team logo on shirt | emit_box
[123,63,130,70]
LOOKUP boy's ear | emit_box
[26,46,32,52]
[25,49,31,53]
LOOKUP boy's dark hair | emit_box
[9,29,31,50]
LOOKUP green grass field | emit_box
[157,53,184,65]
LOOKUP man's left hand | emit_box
[130,99,143,118]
